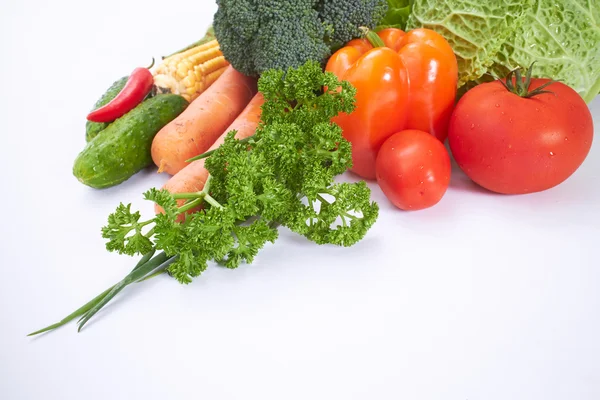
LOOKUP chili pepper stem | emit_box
[146,57,155,70]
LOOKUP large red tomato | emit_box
[448,76,593,194]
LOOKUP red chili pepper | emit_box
[86,59,155,123]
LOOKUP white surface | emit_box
[1,1,599,399]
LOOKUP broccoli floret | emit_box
[214,0,330,76]
[318,0,389,50]
[252,18,331,76]
[213,0,388,77]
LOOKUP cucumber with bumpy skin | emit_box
[74,94,188,189]
[85,76,128,142]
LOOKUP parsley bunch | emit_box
[29,61,379,335]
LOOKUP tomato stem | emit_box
[359,26,385,48]
[498,62,558,98]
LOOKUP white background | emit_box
[1,1,599,399]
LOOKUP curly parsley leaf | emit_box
[144,188,179,220]
[225,220,279,269]
[101,203,153,256]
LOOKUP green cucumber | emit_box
[85,76,129,142]
[74,94,188,189]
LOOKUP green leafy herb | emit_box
[29,60,379,335]
[101,203,154,256]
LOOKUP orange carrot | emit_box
[155,92,265,218]
[151,66,257,175]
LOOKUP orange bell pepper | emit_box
[326,32,409,180]
[326,28,458,180]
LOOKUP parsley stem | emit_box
[204,194,223,209]
[172,192,203,200]
[316,194,331,204]
[177,198,204,214]
[341,212,358,221]
[172,175,215,213]
[203,175,213,192]
[185,136,254,163]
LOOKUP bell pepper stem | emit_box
[359,26,385,48]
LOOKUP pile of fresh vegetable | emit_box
[31,0,597,335]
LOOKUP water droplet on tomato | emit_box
[419,165,424,170]
[549,151,555,156]
[564,137,569,141]
[470,124,475,129]
[495,103,500,107]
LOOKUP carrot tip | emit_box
[157,160,166,174]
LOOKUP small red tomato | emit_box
[448,67,593,194]
[376,129,451,210]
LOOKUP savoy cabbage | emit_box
[407,0,600,102]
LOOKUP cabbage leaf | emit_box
[376,0,412,30]
[407,0,600,102]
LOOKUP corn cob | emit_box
[153,39,229,102]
